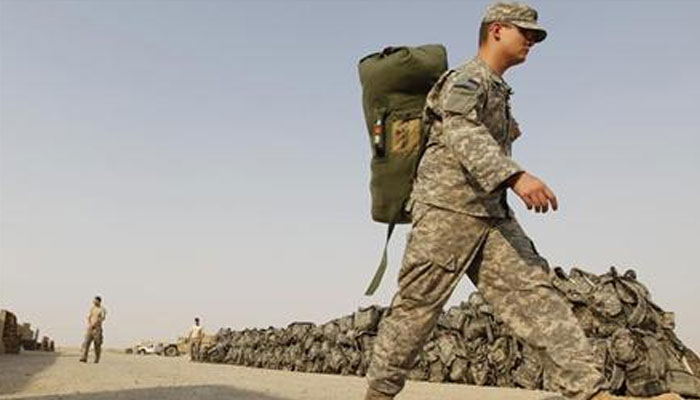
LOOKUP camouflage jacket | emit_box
[410,57,524,218]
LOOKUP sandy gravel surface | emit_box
[0,348,655,400]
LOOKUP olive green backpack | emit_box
[358,44,448,295]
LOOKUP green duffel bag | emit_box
[358,44,448,295]
[359,44,447,224]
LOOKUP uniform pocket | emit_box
[398,258,459,306]
[398,207,463,305]
[404,205,466,272]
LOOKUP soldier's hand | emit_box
[508,172,558,213]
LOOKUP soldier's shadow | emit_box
[5,385,286,400]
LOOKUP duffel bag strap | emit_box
[364,220,397,296]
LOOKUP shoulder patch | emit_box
[442,72,484,115]
[454,78,480,91]
[443,79,483,115]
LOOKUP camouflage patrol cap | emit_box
[482,2,547,43]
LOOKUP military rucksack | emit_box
[358,44,448,295]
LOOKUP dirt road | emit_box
[0,349,587,400]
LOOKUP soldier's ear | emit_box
[490,22,504,41]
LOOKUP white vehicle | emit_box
[128,341,180,357]
[135,342,161,355]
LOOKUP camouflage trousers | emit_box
[80,325,103,362]
[367,203,606,400]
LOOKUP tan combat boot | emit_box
[364,387,394,400]
[591,391,684,400]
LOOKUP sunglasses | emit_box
[498,22,540,43]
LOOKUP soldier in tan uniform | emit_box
[80,295,106,363]
[188,317,203,361]
[365,3,680,400]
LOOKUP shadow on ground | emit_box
[0,352,59,396]
[3,385,286,400]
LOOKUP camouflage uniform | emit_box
[367,4,606,399]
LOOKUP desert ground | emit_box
[0,348,581,400]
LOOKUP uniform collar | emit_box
[472,57,513,95]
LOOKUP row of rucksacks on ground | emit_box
[197,266,700,398]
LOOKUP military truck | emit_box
[0,310,6,354]
[0,309,20,354]
[165,336,190,357]
[158,340,184,357]
[40,336,55,352]
[18,323,39,350]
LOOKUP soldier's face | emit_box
[497,23,536,65]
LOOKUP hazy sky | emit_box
[1,0,699,352]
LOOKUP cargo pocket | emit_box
[399,211,461,306]
[399,256,459,306]
[399,250,459,306]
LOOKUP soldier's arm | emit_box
[441,81,523,193]
[441,80,557,213]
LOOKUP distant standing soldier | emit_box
[364,2,680,400]
[188,317,203,361]
[79,295,106,363]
